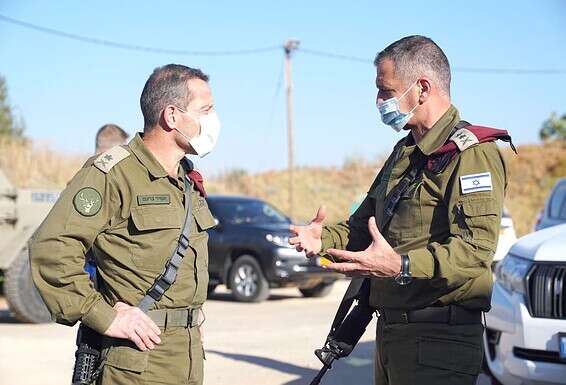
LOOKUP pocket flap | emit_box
[194,207,216,231]
[131,206,182,231]
[418,337,482,375]
[105,345,149,373]
[461,198,498,217]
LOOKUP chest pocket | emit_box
[131,206,182,232]
[129,206,182,269]
[387,179,423,239]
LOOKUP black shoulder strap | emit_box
[381,150,427,230]
[138,158,195,312]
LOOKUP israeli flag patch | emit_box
[460,172,492,194]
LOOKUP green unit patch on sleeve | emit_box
[73,187,102,216]
[137,194,171,205]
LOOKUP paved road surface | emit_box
[0,281,489,385]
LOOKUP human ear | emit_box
[163,105,178,129]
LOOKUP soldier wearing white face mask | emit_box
[31,64,219,385]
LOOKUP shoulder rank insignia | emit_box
[450,128,480,152]
[94,146,130,173]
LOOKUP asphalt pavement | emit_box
[0,281,489,385]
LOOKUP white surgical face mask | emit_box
[377,81,420,132]
[175,109,221,158]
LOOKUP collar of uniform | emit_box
[414,104,460,156]
[128,133,169,178]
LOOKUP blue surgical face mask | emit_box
[377,82,420,132]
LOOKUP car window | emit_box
[208,200,289,225]
[549,183,566,220]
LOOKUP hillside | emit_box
[1,136,564,236]
[207,141,566,236]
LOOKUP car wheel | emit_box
[229,255,269,302]
[299,282,334,298]
[5,248,52,323]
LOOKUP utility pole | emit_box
[284,39,300,219]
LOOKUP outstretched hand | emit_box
[289,206,326,257]
[325,217,402,277]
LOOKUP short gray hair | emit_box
[374,35,451,96]
[140,64,209,130]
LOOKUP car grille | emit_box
[526,264,566,319]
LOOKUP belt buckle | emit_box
[186,309,193,328]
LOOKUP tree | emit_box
[540,112,566,141]
[0,75,25,137]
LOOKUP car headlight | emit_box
[495,254,532,294]
[265,233,293,248]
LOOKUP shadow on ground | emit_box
[207,290,300,303]
[207,340,374,385]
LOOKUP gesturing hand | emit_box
[103,302,161,351]
[325,217,402,277]
[288,206,326,257]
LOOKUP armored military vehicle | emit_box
[0,169,59,323]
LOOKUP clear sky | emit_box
[1,0,565,176]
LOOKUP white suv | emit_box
[484,223,566,385]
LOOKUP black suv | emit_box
[205,195,341,302]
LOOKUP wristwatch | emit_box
[394,254,412,285]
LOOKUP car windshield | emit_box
[210,200,290,225]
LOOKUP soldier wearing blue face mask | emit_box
[377,80,421,132]
[290,35,515,385]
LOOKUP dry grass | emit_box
[1,135,564,236]
[209,141,566,236]
[502,140,566,235]
[0,136,86,188]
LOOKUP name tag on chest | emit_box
[460,172,492,194]
[137,194,171,205]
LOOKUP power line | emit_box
[299,48,371,63]
[2,13,565,74]
[299,47,566,75]
[452,67,566,75]
[0,14,280,56]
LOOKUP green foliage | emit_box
[540,112,566,141]
[0,76,25,137]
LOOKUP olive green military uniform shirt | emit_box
[321,106,507,311]
[30,133,216,334]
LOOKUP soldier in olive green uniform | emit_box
[30,64,221,385]
[290,36,513,385]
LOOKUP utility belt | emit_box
[147,307,203,329]
[379,305,481,325]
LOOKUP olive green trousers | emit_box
[375,317,484,385]
[98,326,204,385]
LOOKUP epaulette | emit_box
[449,127,480,151]
[426,124,516,173]
[93,146,130,173]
